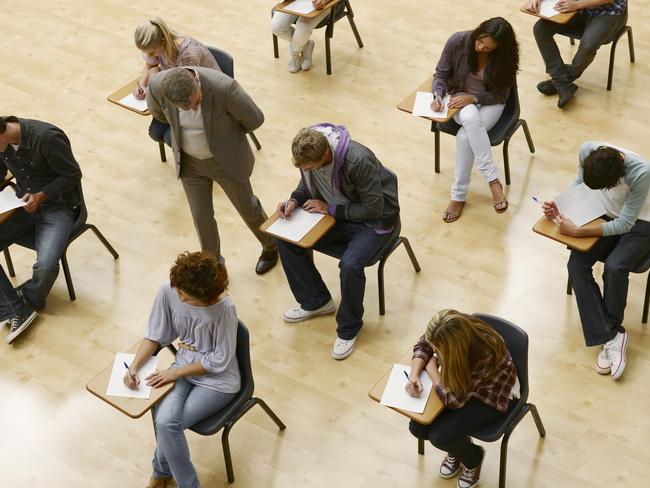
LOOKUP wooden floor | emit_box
[2,0,649,486]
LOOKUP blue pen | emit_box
[532,195,541,204]
[124,361,136,380]
[403,370,411,383]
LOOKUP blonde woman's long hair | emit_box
[134,17,180,64]
[425,309,507,396]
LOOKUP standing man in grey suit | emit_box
[147,67,278,274]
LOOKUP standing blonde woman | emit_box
[406,310,520,488]
[133,17,220,145]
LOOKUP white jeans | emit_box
[271,9,331,55]
[451,103,505,202]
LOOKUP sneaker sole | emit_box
[331,342,355,360]
[6,311,38,344]
[440,467,461,479]
[283,306,336,323]
[595,363,611,375]
[610,334,628,381]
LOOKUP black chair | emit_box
[3,186,119,301]
[417,313,546,488]
[566,21,634,91]
[431,86,535,184]
[566,252,650,324]
[272,0,364,75]
[1,174,15,190]
[158,322,286,483]
[157,46,262,162]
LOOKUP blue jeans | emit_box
[0,206,74,312]
[152,378,236,488]
[568,219,650,346]
[278,220,391,340]
[149,118,172,146]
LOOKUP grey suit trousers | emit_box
[180,152,277,261]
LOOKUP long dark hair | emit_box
[467,17,519,91]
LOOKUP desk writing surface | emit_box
[274,0,340,17]
[260,211,335,248]
[107,78,150,116]
[532,216,605,252]
[86,342,175,419]
[397,77,458,122]
[369,349,444,425]
[0,209,14,225]
[520,2,575,24]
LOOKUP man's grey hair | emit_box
[291,128,329,167]
[161,68,196,106]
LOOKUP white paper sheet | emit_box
[106,353,159,399]
[282,0,315,15]
[0,189,26,214]
[266,207,326,243]
[538,0,560,18]
[554,183,607,227]
[412,92,450,119]
[119,93,148,112]
[380,364,434,414]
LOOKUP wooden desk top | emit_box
[532,216,605,252]
[274,0,340,18]
[369,349,444,425]
[520,3,575,24]
[397,76,458,123]
[0,209,15,225]
[260,211,336,248]
[107,77,150,116]
[86,342,175,419]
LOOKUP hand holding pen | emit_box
[277,199,297,220]
[132,82,147,100]
[123,361,140,390]
[430,92,444,112]
[404,370,423,398]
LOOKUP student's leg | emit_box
[533,15,587,85]
[567,11,628,81]
[271,11,298,42]
[409,398,504,469]
[568,235,621,346]
[0,265,29,322]
[148,118,171,146]
[291,9,331,54]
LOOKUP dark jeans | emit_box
[533,10,627,85]
[568,219,650,346]
[0,206,74,315]
[278,220,390,340]
[149,118,171,146]
[409,397,506,469]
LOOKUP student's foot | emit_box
[331,335,356,360]
[595,345,611,375]
[536,79,557,96]
[301,40,315,71]
[457,446,484,488]
[283,299,336,323]
[557,83,578,109]
[440,454,461,479]
[288,53,302,73]
[489,179,508,214]
[6,309,38,344]
[442,200,465,223]
[145,476,174,488]
[255,249,279,275]
[605,331,628,380]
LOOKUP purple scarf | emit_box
[306,122,351,192]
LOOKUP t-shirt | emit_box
[178,105,213,160]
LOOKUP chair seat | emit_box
[190,394,249,435]
[471,397,525,442]
[315,2,346,28]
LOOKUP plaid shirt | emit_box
[585,0,626,18]
[412,335,517,413]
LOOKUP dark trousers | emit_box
[278,220,390,340]
[149,118,171,146]
[568,219,650,346]
[409,398,506,469]
[533,10,627,85]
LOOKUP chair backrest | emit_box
[208,46,235,79]
[315,1,348,29]
[486,85,520,145]
[235,320,255,398]
[473,313,529,402]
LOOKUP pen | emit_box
[403,370,411,383]
[124,361,135,379]
[532,195,541,204]
[282,198,289,220]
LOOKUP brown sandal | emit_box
[442,201,465,223]
[489,180,508,214]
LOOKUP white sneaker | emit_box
[595,345,611,375]
[331,335,356,360]
[288,52,301,73]
[301,40,315,71]
[283,299,335,323]
[605,332,628,380]
[439,454,461,479]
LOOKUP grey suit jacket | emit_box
[147,66,264,182]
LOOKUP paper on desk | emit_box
[266,207,326,242]
[554,183,607,227]
[119,93,148,112]
[380,364,434,414]
[0,189,26,214]
[538,0,560,18]
[282,0,314,15]
[106,353,158,399]
[412,92,450,119]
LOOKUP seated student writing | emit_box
[406,310,519,488]
[132,17,220,146]
[431,17,519,223]
[124,251,240,488]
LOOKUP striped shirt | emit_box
[412,335,517,413]
[585,0,626,18]
[144,34,219,71]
